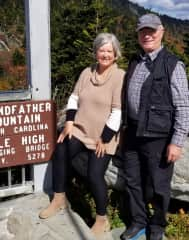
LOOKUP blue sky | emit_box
[129,0,189,20]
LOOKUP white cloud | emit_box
[130,0,148,3]
[129,0,189,20]
[174,0,188,4]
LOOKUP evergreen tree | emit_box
[183,33,189,76]
[51,0,123,108]
[12,48,25,66]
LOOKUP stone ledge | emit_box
[58,109,189,202]
[71,138,189,202]
[0,193,151,240]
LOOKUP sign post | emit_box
[25,0,52,192]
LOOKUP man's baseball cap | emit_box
[136,13,163,31]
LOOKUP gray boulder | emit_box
[171,138,189,201]
[57,109,189,202]
[72,139,189,202]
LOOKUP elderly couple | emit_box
[39,14,189,240]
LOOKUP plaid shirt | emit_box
[128,46,189,147]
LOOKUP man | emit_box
[120,13,189,240]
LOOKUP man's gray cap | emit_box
[136,13,163,31]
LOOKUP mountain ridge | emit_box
[109,0,189,56]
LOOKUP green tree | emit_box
[12,48,25,66]
[51,0,124,108]
[183,33,189,55]
[0,0,25,47]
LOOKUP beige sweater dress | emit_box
[68,63,125,155]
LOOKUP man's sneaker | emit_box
[150,232,164,240]
[120,225,146,240]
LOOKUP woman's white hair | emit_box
[93,33,122,60]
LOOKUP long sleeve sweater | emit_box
[66,63,125,154]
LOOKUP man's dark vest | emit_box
[122,47,179,138]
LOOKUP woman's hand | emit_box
[95,139,106,158]
[57,121,73,143]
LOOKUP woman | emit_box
[39,33,125,236]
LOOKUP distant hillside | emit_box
[0,0,188,101]
[0,0,27,91]
[111,0,189,32]
[110,0,189,54]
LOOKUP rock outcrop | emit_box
[58,109,189,202]
[71,138,189,202]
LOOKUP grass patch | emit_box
[166,209,189,240]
